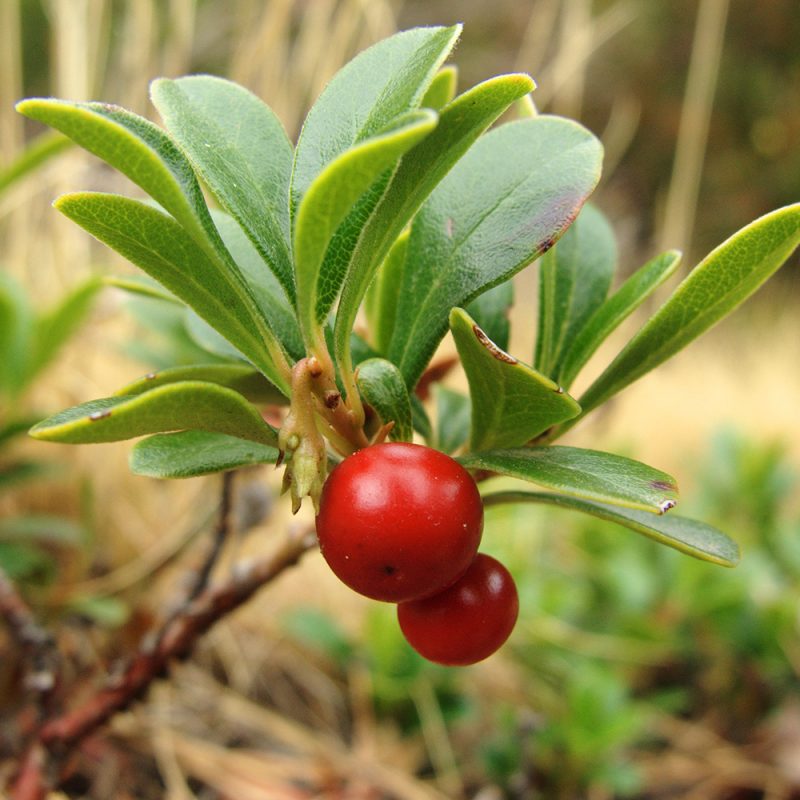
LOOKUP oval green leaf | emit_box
[130,430,279,479]
[29,381,277,446]
[355,358,413,442]
[575,203,800,420]
[389,116,603,389]
[483,491,739,567]
[150,76,295,302]
[290,25,460,214]
[450,308,580,450]
[459,446,678,514]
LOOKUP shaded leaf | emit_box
[0,461,59,492]
[389,116,603,388]
[356,358,413,442]
[363,230,409,354]
[30,381,277,446]
[434,386,470,455]
[0,272,33,396]
[484,491,739,567]
[450,308,580,450]
[575,204,800,421]
[213,211,303,360]
[459,446,678,514]
[535,203,617,377]
[420,65,458,110]
[151,76,295,301]
[130,430,279,479]
[557,250,681,389]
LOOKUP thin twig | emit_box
[37,527,316,753]
[186,471,236,603]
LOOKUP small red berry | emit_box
[315,442,483,602]
[397,553,519,666]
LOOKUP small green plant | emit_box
[15,25,800,665]
[0,272,100,585]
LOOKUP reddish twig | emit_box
[38,527,316,752]
[5,525,316,798]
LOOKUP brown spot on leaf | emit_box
[651,480,676,492]
[144,372,157,380]
[445,217,454,238]
[473,325,517,364]
[88,410,112,422]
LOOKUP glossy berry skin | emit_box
[315,442,483,602]
[397,553,519,666]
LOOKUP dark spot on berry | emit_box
[383,564,397,576]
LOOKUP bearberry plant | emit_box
[17,25,800,665]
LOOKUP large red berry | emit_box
[397,553,519,666]
[315,442,483,602]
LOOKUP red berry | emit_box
[397,553,519,666]
[315,442,483,602]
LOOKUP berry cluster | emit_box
[315,442,519,666]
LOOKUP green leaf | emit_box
[333,73,537,390]
[151,75,295,302]
[116,364,286,405]
[450,308,580,450]
[68,595,130,627]
[421,65,458,110]
[434,386,470,455]
[213,211,303,361]
[28,277,102,383]
[290,25,461,214]
[0,131,71,197]
[389,116,603,388]
[17,98,286,384]
[130,430,279,479]
[411,394,433,442]
[575,204,800,421]
[355,358,413,442]
[294,110,437,344]
[363,230,409,354]
[464,279,514,352]
[534,203,617,377]
[0,515,84,545]
[459,446,678,514]
[16,98,221,256]
[557,250,682,389]
[29,381,277,446]
[0,272,33,397]
[0,541,56,583]
[483,491,739,567]
[0,417,41,448]
[55,193,289,393]
[0,461,59,492]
